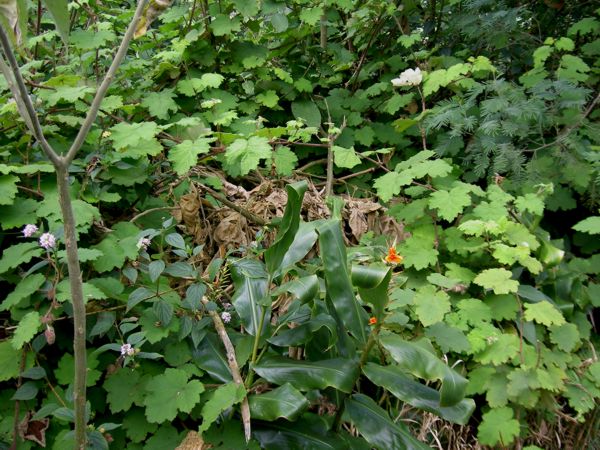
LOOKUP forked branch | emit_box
[0,2,147,448]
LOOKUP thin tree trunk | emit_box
[56,165,87,448]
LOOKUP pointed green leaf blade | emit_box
[41,0,69,44]
[230,259,269,336]
[352,265,392,319]
[344,394,430,450]
[253,417,347,449]
[379,334,468,406]
[253,355,358,393]
[264,180,308,276]
[363,363,475,424]
[1,274,46,311]
[12,311,40,349]
[317,219,368,343]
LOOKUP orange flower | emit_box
[385,247,403,264]
[369,317,377,325]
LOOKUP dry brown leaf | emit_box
[175,430,210,450]
[378,214,408,242]
[18,411,49,447]
[179,185,204,242]
[347,208,368,241]
[213,211,248,249]
[134,0,174,39]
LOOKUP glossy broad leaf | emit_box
[274,275,319,305]
[351,265,392,319]
[230,259,269,336]
[192,332,232,383]
[248,383,309,421]
[253,417,348,450]
[264,180,308,276]
[362,363,475,424]
[379,335,468,406]
[318,220,368,344]
[268,313,337,348]
[277,221,320,276]
[344,394,430,450]
[253,355,358,393]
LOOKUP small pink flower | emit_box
[221,312,232,323]
[120,343,135,356]
[39,233,56,250]
[22,224,38,237]
[137,237,152,251]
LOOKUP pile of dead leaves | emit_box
[172,173,406,267]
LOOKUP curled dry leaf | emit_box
[175,430,210,450]
[178,185,204,243]
[18,411,50,447]
[344,197,381,242]
[134,0,174,39]
[0,0,21,44]
[213,211,248,249]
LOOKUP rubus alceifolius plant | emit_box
[1,0,599,448]
[1,180,474,448]
[366,149,600,447]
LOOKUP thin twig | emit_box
[201,297,251,442]
[16,185,44,197]
[417,85,428,151]
[296,158,328,172]
[525,92,600,154]
[272,139,328,148]
[345,12,385,91]
[129,206,178,222]
[338,166,376,181]
[185,0,198,34]
[197,183,269,227]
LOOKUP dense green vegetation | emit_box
[0,0,599,448]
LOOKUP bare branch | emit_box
[201,297,252,442]
[0,54,34,132]
[0,26,61,166]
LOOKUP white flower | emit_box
[120,343,135,356]
[221,312,232,324]
[137,237,152,251]
[39,233,56,250]
[391,67,423,87]
[22,224,38,237]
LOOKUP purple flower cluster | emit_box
[22,224,38,237]
[39,233,56,250]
